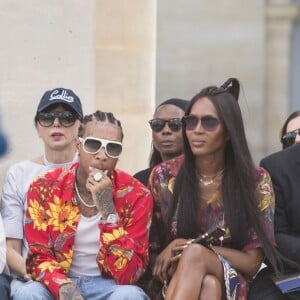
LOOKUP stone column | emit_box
[0,0,95,182]
[156,0,267,163]
[95,0,156,174]
[265,1,300,153]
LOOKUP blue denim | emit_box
[11,279,53,300]
[0,274,11,300]
[12,276,149,300]
[70,276,150,300]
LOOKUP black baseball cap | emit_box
[37,87,83,119]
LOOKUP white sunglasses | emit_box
[79,137,122,158]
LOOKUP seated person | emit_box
[25,110,152,300]
[1,87,83,300]
[134,98,188,186]
[148,78,284,299]
[280,110,300,149]
[249,145,300,299]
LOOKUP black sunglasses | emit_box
[37,111,78,128]
[281,128,300,148]
[182,115,219,132]
[79,137,123,158]
[149,118,182,132]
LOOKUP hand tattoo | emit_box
[95,185,116,219]
[59,283,83,300]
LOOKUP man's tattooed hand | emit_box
[59,283,83,300]
[94,185,116,219]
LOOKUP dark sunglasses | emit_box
[149,118,182,132]
[37,111,78,127]
[182,115,219,132]
[281,128,300,148]
[79,137,122,158]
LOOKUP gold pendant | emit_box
[199,178,214,186]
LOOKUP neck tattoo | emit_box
[74,181,96,208]
[198,169,224,186]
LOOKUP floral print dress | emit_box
[148,155,276,300]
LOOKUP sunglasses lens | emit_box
[201,116,219,131]
[168,119,182,132]
[184,115,199,130]
[281,132,297,148]
[38,113,55,127]
[184,115,219,131]
[38,111,77,127]
[149,119,165,132]
[106,142,122,157]
[59,111,77,127]
[82,138,122,158]
[84,139,102,154]
[149,118,182,132]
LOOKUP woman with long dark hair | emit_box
[149,78,284,299]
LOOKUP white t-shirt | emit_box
[69,212,102,277]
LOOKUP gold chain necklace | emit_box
[74,182,96,208]
[198,169,224,186]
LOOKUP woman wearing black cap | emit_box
[0,87,83,300]
[134,98,189,186]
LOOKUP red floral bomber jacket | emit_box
[25,163,153,299]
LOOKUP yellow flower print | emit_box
[258,194,272,212]
[119,205,133,227]
[114,254,128,270]
[47,195,79,232]
[168,177,175,193]
[110,247,133,270]
[38,249,73,275]
[28,199,48,231]
[38,261,61,273]
[57,249,73,270]
[102,227,127,244]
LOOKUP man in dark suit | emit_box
[248,143,300,300]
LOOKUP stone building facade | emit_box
[0,0,299,182]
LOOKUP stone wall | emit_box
[0,0,299,184]
[0,0,95,182]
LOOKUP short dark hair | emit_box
[149,98,188,168]
[78,110,123,140]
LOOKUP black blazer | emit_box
[260,143,300,266]
[133,168,152,187]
